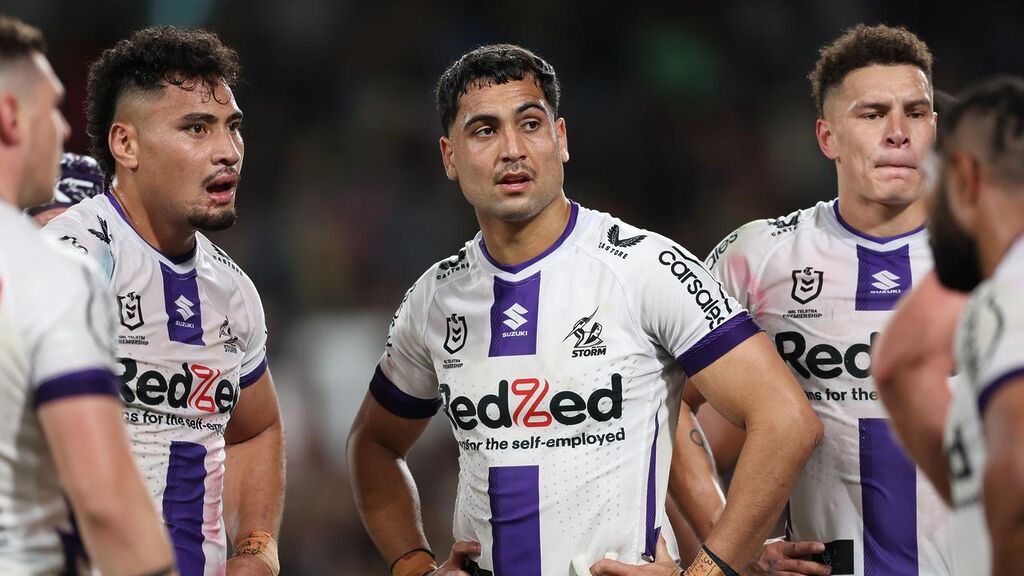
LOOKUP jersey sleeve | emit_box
[42,209,115,282]
[24,250,118,407]
[372,277,441,419]
[965,283,1024,415]
[704,222,764,310]
[623,229,761,378]
[237,275,269,388]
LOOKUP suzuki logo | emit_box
[502,303,528,330]
[175,295,195,321]
[871,270,900,291]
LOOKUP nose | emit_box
[59,111,70,143]
[212,126,241,166]
[885,114,910,148]
[500,128,527,163]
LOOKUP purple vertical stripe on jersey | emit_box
[644,409,661,559]
[978,366,1024,414]
[676,313,761,376]
[163,441,207,576]
[33,368,118,408]
[859,418,918,576]
[488,465,542,576]
[479,202,579,273]
[161,263,205,345]
[488,273,541,357]
[855,244,913,311]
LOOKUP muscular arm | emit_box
[39,395,176,575]
[223,370,286,543]
[874,272,965,504]
[982,377,1024,576]
[347,391,433,564]
[688,332,823,570]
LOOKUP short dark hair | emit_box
[0,14,45,61]
[435,44,560,136]
[86,26,240,180]
[809,24,933,118]
[942,75,1024,185]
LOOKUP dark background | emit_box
[4,0,1021,572]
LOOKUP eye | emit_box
[862,113,882,120]
[908,112,926,119]
[473,126,495,137]
[228,121,243,133]
[186,123,205,134]
[522,119,541,131]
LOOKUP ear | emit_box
[947,151,982,228]
[439,135,458,181]
[0,93,22,146]
[555,117,569,163]
[108,121,139,171]
[816,118,838,160]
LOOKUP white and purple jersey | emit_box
[946,236,1024,576]
[375,202,760,575]
[0,202,118,574]
[45,193,268,576]
[707,199,951,576]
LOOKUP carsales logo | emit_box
[117,357,238,414]
[439,374,622,431]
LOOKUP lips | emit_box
[204,171,238,204]
[496,171,533,193]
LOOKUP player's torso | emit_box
[81,198,248,574]
[425,210,683,575]
[745,202,949,575]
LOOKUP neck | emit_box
[836,189,927,239]
[111,177,196,258]
[978,192,1024,278]
[478,195,572,267]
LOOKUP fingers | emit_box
[449,540,481,562]
[654,534,672,563]
[780,540,825,558]
[588,558,633,576]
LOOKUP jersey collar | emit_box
[104,191,198,266]
[831,199,927,246]
[477,201,580,275]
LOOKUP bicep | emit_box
[982,376,1024,519]
[688,331,808,429]
[225,369,281,444]
[348,391,432,459]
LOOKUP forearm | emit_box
[876,365,952,504]
[669,411,725,540]
[703,413,819,568]
[224,418,286,540]
[985,431,1024,576]
[349,430,431,563]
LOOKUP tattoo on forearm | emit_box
[689,428,706,448]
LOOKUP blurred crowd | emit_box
[5,0,1020,571]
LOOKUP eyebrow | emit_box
[178,111,244,124]
[462,101,548,130]
[853,98,932,111]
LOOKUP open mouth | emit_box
[497,172,532,191]
[204,172,238,202]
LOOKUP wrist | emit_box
[391,547,437,576]
[233,531,280,576]
[682,544,739,576]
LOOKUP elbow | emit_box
[789,407,824,461]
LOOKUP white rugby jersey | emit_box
[375,202,760,575]
[45,193,268,576]
[946,236,1024,576]
[0,202,117,574]
[707,199,951,576]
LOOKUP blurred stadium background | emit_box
[3,0,1021,571]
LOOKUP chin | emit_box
[187,206,237,231]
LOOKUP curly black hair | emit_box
[942,75,1024,183]
[86,26,240,182]
[809,24,932,118]
[435,44,560,136]
[0,14,45,61]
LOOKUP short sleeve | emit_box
[27,256,118,407]
[238,278,269,388]
[43,209,116,282]
[638,239,761,378]
[962,283,1024,415]
[373,280,441,419]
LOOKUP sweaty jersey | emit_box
[0,202,118,574]
[946,236,1024,576]
[45,193,268,576]
[375,202,760,575]
[708,199,951,576]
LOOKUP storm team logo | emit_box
[564,309,607,358]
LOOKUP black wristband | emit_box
[702,544,740,576]
[389,547,436,572]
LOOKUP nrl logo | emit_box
[606,225,647,248]
[791,267,824,305]
[444,314,467,354]
[117,291,144,331]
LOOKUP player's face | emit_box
[440,78,569,223]
[819,64,935,206]
[133,79,243,231]
[20,53,69,210]
[927,153,983,292]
